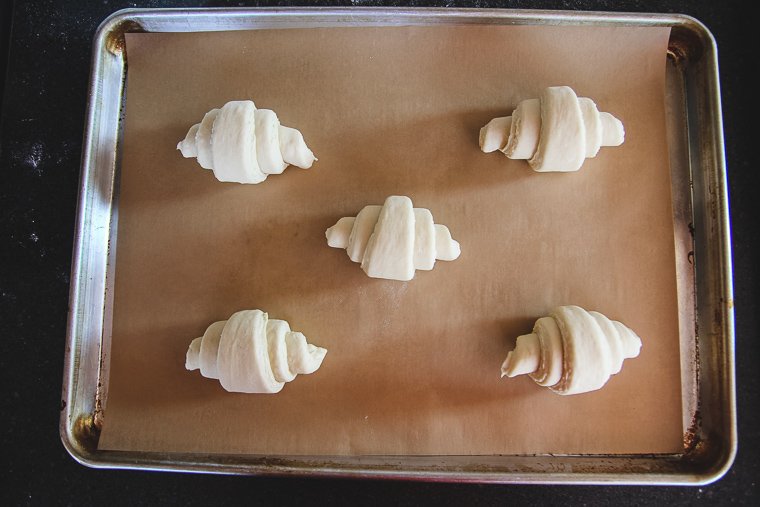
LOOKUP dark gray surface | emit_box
[0,1,756,504]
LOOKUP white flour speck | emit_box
[26,143,45,175]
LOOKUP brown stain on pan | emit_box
[74,413,101,453]
[683,409,701,454]
[668,23,705,68]
[106,20,144,55]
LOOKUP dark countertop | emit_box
[0,1,756,505]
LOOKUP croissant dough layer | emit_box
[326,196,460,281]
[480,86,624,172]
[185,309,327,393]
[501,305,641,395]
[177,100,316,184]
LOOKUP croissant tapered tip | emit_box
[185,337,202,371]
[479,116,511,153]
[600,112,625,147]
[500,354,512,378]
[326,217,354,249]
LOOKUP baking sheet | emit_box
[98,24,681,455]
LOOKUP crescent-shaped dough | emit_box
[480,86,624,172]
[501,305,641,395]
[325,196,461,281]
[178,100,316,184]
[186,310,327,394]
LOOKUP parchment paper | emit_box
[99,24,681,455]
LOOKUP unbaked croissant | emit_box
[185,309,327,393]
[501,305,641,395]
[325,195,460,281]
[177,100,316,184]
[480,86,624,172]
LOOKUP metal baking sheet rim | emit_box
[60,7,736,485]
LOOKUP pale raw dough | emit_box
[479,86,624,172]
[177,100,316,183]
[185,309,327,394]
[500,305,641,395]
[325,195,461,281]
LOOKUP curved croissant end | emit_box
[325,195,461,281]
[185,309,327,394]
[500,305,641,395]
[480,86,624,172]
[177,100,316,184]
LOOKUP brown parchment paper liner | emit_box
[99,25,681,455]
